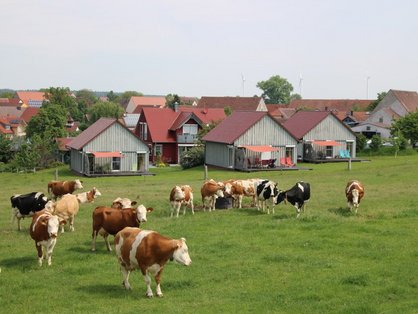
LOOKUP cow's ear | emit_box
[131,201,138,206]
[40,219,48,226]
[147,207,154,212]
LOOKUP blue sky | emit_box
[1,0,417,100]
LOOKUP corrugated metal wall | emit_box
[205,142,231,168]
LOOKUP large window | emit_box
[183,124,198,134]
[325,146,333,157]
[112,157,121,171]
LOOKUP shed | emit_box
[282,111,357,162]
[67,118,149,176]
[203,111,298,170]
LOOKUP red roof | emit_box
[197,96,263,111]
[15,91,46,103]
[67,118,117,150]
[20,107,40,123]
[391,90,418,113]
[138,107,226,143]
[56,137,74,151]
[282,111,331,139]
[288,99,372,112]
[203,111,287,144]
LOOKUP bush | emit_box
[370,135,382,151]
[180,146,204,169]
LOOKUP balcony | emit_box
[177,134,197,143]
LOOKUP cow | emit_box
[50,194,80,233]
[276,181,311,218]
[200,179,224,211]
[170,185,194,218]
[29,210,60,266]
[346,180,364,213]
[75,187,102,204]
[91,205,154,251]
[10,192,49,231]
[111,197,138,209]
[47,179,83,199]
[255,180,279,214]
[224,179,262,209]
[114,227,192,298]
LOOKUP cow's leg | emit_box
[176,202,181,218]
[46,238,57,266]
[104,233,112,251]
[271,199,275,215]
[190,201,195,215]
[155,268,164,297]
[35,243,43,266]
[69,215,75,232]
[238,195,243,209]
[143,272,154,297]
[121,267,132,290]
[91,230,97,251]
[295,203,301,218]
[17,216,22,231]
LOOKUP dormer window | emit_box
[183,124,197,135]
[379,117,383,123]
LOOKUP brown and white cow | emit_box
[170,185,194,218]
[92,205,153,251]
[75,187,102,204]
[29,210,60,266]
[111,197,138,209]
[200,179,224,211]
[50,194,80,233]
[114,227,192,298]
[224,178,262,209]
[346,180,365,213]
[47,180,83,199]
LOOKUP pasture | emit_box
[1,156,418,313]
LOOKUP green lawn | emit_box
[1,156,418,313]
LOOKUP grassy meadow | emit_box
[1,156,418,313]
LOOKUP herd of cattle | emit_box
[9,177,364,298]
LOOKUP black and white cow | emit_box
[255,180,279,214]
[276,181,310,218]
[11,192,49,230]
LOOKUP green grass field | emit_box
[1,156,418,313]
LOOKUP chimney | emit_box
[174,102,179,112]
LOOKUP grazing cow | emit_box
[111,197,138,209]
[29,211,60,266]
[92,205,154,251]
[75,187,102,204]
[346,180,364,213]
[47,179,83,199]
[200,179,224,211]
[115,227,192,298]
[10,192,49,231]
[276,181,311,218]
[170,185,194,218]
[255,180,279,214]
[50,194,80,232]
[224,179,262,208]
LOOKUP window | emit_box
[112,157,121,171]
[183,124,198,134]
[366,126,371,131]
[154,144,162,156]
[325,146,333,157]
[379,117,383,123]
[139,122,147,140]
[285,146,294,159]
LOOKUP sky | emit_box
[1,0,418,100]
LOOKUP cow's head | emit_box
[93,187,102,198]
[351,189,360,208]
[135,205,153,223]
[41,215,60,238]
[172,238,192,266]
[275,191,287,205]
[173,186,185,200]
[44,200,56,213]
[74,179,83,190]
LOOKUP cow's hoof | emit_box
[157,293,163,298]
[146,293,153,298]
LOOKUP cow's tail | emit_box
[47,182,52,195]
[11,207,16,224]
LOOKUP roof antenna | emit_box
[241,73,245,97]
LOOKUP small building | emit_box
[67,118,149,176]
[283,111,357,162]
[125,96,166,113]
[197,96,267,112]
[203,111,298,170]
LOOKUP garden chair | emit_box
[286,157,295,167]
[280,157,287,167]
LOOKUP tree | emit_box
[89,101,124,124]
[391,111,418,147]
[370,135,382,151]
[44,87,83,122]
[11,142,41,170]
[0,134,13,163]
[367,91,387,112]
[26,103,68,139]
[356,133,367,152]
[76,89,97,109]
[256,75,298,104]
[107,90,119,102]
[165,94,181,110]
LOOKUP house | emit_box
[334,111,369,128]
[197,96,267,112]
[14,91,46,108]
[0,115,21,139]
[134,106,226,164]
[266,104,296,123]
[67,118,149,176]
[351,89,418,138]
[203,111,298,170]
[121,113,141,131]
[282,111,357,162]
[125,96,166,113]
[56,137,74,163]
[288,98,372,112]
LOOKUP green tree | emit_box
[256,75,297,104]
[370,135,382,151]
[107,90,119,102]
[26,103,68,139]
[165,94,181,110]
[89,101,124,124]
[0,91,14,98]
[224,106,232,116]
[11,142,41,170]
[391,111,418,147]
[367,91,387,112]
[356,133,367,152]
[0,134,13,163]
[44,87,83,121]
[76,89,97,110]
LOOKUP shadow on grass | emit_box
[0,256,36,271]
[328,207,353,217]
[77,283,135,298]
[67,243,113,256]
